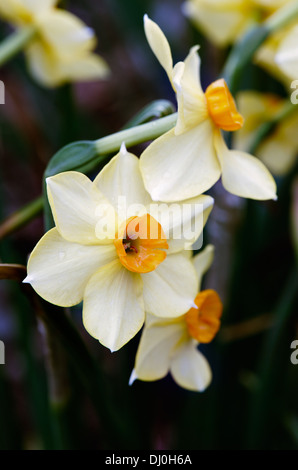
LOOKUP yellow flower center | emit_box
[185,289,223,343]
[114,214,168,273]
[205,79,244,131]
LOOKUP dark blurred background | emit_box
[0,0,297,450]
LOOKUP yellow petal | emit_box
[25,40,63,87]
[193,244,214,290]
[258,138,297,176]
[46,171,115,245]
[170,339,212,391]
[140,122,221,202]
[131,314,186,383]
[0,0,51,24]
[233,91,283,153]
[214,131,277,200]
[83,260,144,352]
[93,145,152,223]
[143,14,173,85]
[182,0,250,47]
[141,253,198,318]
[24,228,117,307]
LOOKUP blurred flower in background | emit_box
[182,0,290,48]
[234,91,298,175]
[0,0,109,87]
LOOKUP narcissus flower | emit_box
[234,91,298,175]
[182,0,290,48]
[24,144,214,352]
[130,245,222,392]
[139,16,277,203]
[0,0,109,87]
[274,24,298,81]
[254,25,296,88]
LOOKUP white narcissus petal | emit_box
[141,253,198,318]
[214,131,277,200]
[23,0,57,14]
[275,24,298,80]
[46,171,115,245]
[131,315,186,383]
[24,228,117,307]
[83,260,144,352]
[174,46,208,135]
[254,28,293,89]
[37,10,96,58]
[193,244,214,290]
[93,146,152,223]
[144,15,173,85]
[140,121,221,202]
[53,54,110,82]
[24,0,57,12]
[170,339,212,392]
[150,195,213,254]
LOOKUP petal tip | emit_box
[22,275,33,284]
[120,141,127,155]
[129,369,137,386]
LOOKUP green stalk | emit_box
[0,196,43,240]
[94,112,177,155]
[0,26,37,66]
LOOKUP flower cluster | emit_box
[0,0,109,87]
[183,0,298,87]
[19,15,280,393]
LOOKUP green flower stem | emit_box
[0,25,37,67]
[222,1,298,94]
[0,195,43,240]
[94,112,177,155]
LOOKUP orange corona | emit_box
[114,214,168,273]
[205,78,244,131]
[185,289,223,343]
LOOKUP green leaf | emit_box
[44,141,99,179]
